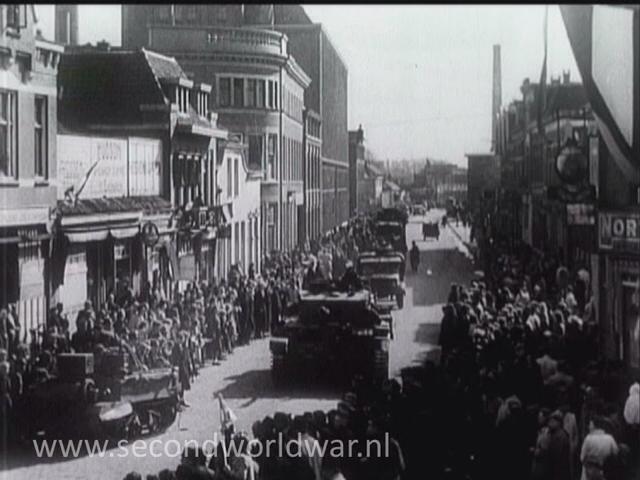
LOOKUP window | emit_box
[274,82,279,110]
[219,78,231,107]
[233,78,244,107]
[267,134,277,180]
[6,5,27,30]
[155,5,171,22]
[248,135,263,171]
[227,156,232,198]
[0,90,18,179]
[241,221,246,269]
[34,96,47,178]
[247,79,256,107]
[256,80,265,108]
[233,157,239,197]
[234,223,240,264]
[267,81,273,109]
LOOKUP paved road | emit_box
[3,209,475,480]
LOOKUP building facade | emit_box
[0,5,62,339]
[349,126,384,214]
[273,5,350,232]
[121,7,311,254]
[303,108,322,243]
[56,46,228,318]
[214,137,262,279]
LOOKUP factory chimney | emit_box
[491,44,502,152]
[55,5,79,46]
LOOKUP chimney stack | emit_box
[55,5,79,46]
[491,44,502,153]
[562,70,571,84]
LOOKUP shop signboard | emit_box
[57,135,127,199]
[567,203,596,226]
[599,211,640,252]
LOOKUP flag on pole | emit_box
[218,393,237,431]
[559,5,639,178]
[536,5,549,136]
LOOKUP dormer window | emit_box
[175,86,189,114]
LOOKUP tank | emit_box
[19,347,180,442]
[269,283,390,387]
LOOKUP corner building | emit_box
[121,5,310,254]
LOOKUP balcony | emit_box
[148,25,288,58]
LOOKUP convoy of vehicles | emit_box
[269,283,391,387]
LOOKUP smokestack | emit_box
[55,5,79,46]
[491,44,502,152]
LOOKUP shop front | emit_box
[0,213,50,343]
[54,207,142,325]
[598,210,640,374]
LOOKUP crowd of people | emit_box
[0,249,312,449]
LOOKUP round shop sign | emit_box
[141,221,160,247]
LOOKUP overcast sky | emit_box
[34,4,580,167]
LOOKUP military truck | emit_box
[19,346,180,441]
[269,283,390,387]
[373,208,408,254]
[357,250,405,310]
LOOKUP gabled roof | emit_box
[58,49,169,129]
[142,49,187,82]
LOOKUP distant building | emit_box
[349,126,383,214]
[0,6,63,339]
[466,154,500,210]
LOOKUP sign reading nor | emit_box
[58,135,127,199]
[599,211,640,251]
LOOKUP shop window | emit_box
[34,95,47,179]
[0,90,18,179]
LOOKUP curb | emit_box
[447,224,477,259]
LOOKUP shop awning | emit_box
[110,226,140,239]
[64,226,140,243]
[65,230,110,243]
